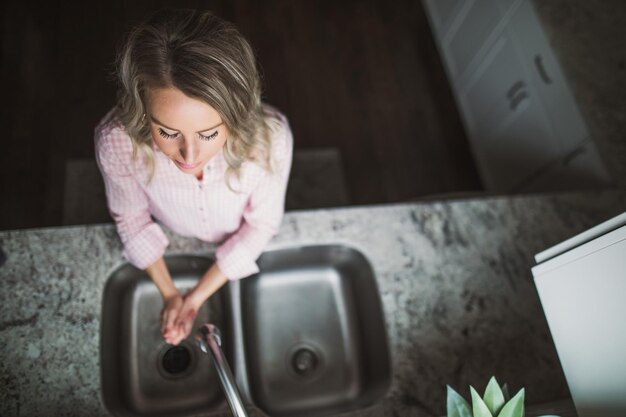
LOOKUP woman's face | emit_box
[146,87,228,179]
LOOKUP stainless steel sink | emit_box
[100,255,232,416]
[100,245,390,417]
[239,245,391,416]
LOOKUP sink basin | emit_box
[240,245,391,416]
[100,255,232,417]
[100,245,390,417]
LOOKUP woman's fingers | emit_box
[181,308,196,338]
[160,293,201,345]
[166,308,178,332]
[161,295,184,344]
[173,303,197,341]
[164,324,183,345]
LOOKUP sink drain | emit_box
[157,343,196,378]
[162,346,191,375]
[291,348,319,377]
[286,344,324,380]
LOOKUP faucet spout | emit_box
[196,324,249,417]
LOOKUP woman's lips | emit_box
[174,160,202,170]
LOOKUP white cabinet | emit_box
[422,0,612,192]
[475,93,558,190]
[445,0,503,81]
[460,31,525,133]
[508,0,589,155]
[426,0,519,86]
[532,214,626,415]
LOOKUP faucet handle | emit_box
[196,323,222,352]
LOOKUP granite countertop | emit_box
[2,191,625,417]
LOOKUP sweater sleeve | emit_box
[215,113,294,280]
[94,121,169,269]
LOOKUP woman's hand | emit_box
[170,290,204,344]
[161,293,184,345]
[170,263,230,344]
[144,257,186,345]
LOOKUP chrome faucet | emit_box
[196,324,249,417]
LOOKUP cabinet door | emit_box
[475,96,558,191]
[459,31,530,140]
[459,30,558,191]
[509,0,589,154]
[443,0,504,82]
[423,0,521,85]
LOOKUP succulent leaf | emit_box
[470,386,494,417]
[501,383,510,401]
[496,388,525,417]
[483,377,506,416]
[446,385,472,417]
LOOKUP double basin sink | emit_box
[101,245,390,416]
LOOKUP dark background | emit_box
[1,0,483,231]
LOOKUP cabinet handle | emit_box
[534,54,553,84]
[506,80,526,99]
[507,80,528,110]
[509,91,528,110]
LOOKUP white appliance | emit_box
[532,212,626,417]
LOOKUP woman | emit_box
[95,9,293,346]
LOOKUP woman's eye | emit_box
[158,128,179,139]
[200,131,219,141]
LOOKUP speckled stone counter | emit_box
[2,191,626,417]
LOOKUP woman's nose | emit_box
[179,140,198,163]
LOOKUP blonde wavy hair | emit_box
[116,8,279,183]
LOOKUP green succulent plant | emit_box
[447,376,526,417]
